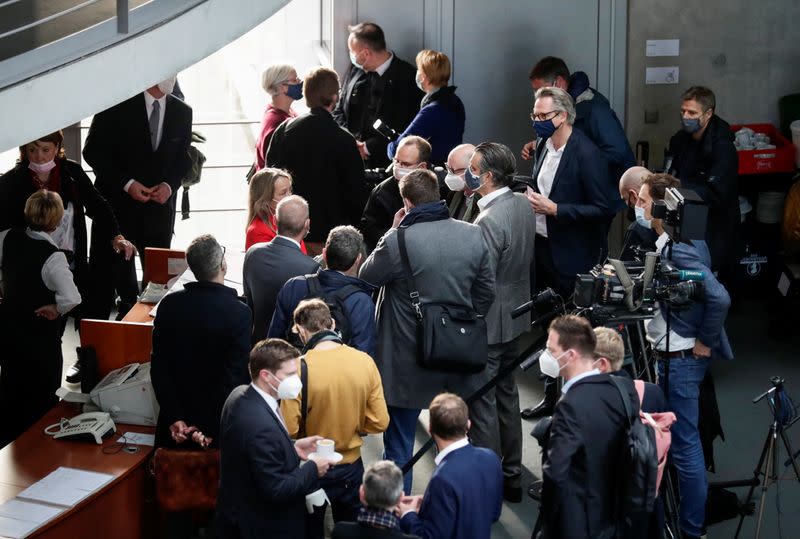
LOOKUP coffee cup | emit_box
[317,439,335,457]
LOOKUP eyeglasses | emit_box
[393,159,421,169]
[530,110,560,122]
[219,245,226,266]
[446,166,466,175]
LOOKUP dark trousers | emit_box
[468,336,524,488]
[306,458,364,539]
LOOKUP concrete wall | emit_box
[626,0,800,166]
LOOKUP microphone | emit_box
[511,288,557,319]
[675,270,705,281]
[520,349,544,371]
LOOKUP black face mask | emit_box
[626,205,636,222]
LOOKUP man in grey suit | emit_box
[243,195,320,343]
[359,169,495,494]
[465,143,536,503]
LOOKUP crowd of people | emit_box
[0,19,741,539]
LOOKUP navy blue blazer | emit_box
[532,129,618,279]
[400,444,502,539]
[215,385,320,539]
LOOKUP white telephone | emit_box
[45,412,116,444]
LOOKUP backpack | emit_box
[633,379,676,493]
[609,376,659,522]
[303,274,362,345]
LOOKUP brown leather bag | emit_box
[151,448,220,512]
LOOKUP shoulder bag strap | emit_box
[610,375,635,425]
[396,227,423,322]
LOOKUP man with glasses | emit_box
[520,87,618,421]
[151,234,252,450]
[443,143,481,223]
[666,86,739,275]
[360,136,431,252]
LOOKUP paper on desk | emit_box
[0,499,64,538]
[118,432,155,446]
[16,467,114,508]
[149,268,196,317]
[55,387,91,403]
[167,257,189,275]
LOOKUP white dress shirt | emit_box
[561,368,601,395]
[251,382,289,433]
[645,232,696,352]
[372,52,394,77]
[535,138,565,237]
[477,186,510,210]
[0,228,81,314]
[124,91,170,194]
[433,436,470,466]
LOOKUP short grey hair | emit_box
[535,86,576,125]
[261,64,296,96]
[362,461,403,510]
[186,234,223,282]
[474,142,516,187]
[276,195,309,237]
[324,225,364,272]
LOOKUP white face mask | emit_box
[634,205,652,229]
[349,51,365,70]
[539,349,571,379]
[393,166,415,181]
[28,160,56,174]
[444,172,466,191]
[157,76,177,95]
[269,371,303,400]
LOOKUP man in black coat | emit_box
[667,86,739,273]
[266,67,367,255]
[618,165,659,261]
[538,316,631,539]
[84,77,192,318]
[150,234,251,448]
[333,22,424,168]
[243,195,319,343]
[215,339,333,539]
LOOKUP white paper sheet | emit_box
[118,432,155,446]
[167,257,189,275]
[646,39,679,57]
[16,467,114,508]
[645,66,679,85]
[0,515,40,539]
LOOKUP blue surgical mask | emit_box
[682,117,701,134]
[634,206,652,229]
[533,119,557,139]
[464,168,482,190]
[415,74,424,92]
[349,51,365,70]
[286,82,303,101]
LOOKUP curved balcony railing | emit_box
[0,0,205,91]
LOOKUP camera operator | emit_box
[360,136,430,252]
[618,165,658,260]
[637,173,733,539]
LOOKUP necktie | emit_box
[149,100,160,150]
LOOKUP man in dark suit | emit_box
[521,86,618,421]
[332,461,420,539]
[215,339,334,539]
[359,170,495,494]
[333,22,424,168]
[444,143,480,223]
[397,393,503,539]
[538,315,631,539]
[243,195,319,343]
[466,143,536,503]
[84,77,192,319]
[151,234,251,449]
[267,67,367,255]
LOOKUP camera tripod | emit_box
[714,377,800,538]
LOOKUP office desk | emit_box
[0,403,155,538]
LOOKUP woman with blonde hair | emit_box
[245,167,306,253]
[254,64,303,171]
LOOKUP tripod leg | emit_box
[779,429,800,481]
[661,466,682,539]
[754,428,777,539]
[734,429,773,538]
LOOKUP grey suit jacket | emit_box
[243,236,320,343]
[359,218,495,409]
[474,190,536,345]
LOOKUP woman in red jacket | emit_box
[254,64,303,171]
[245,167,306,252]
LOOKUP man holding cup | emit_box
[281,299,390,538]
[215,339,334,538]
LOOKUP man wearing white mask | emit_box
[538,314,634,538]
[360,136,430,252]
[333,22,423,168]
[216,338,334,538]
[83,75,192,327]
[444,143,481,223]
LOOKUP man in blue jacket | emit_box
[398,393,503,539]
[637,173,732,539]
[523,56,635,201]
[268,225,377,356]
